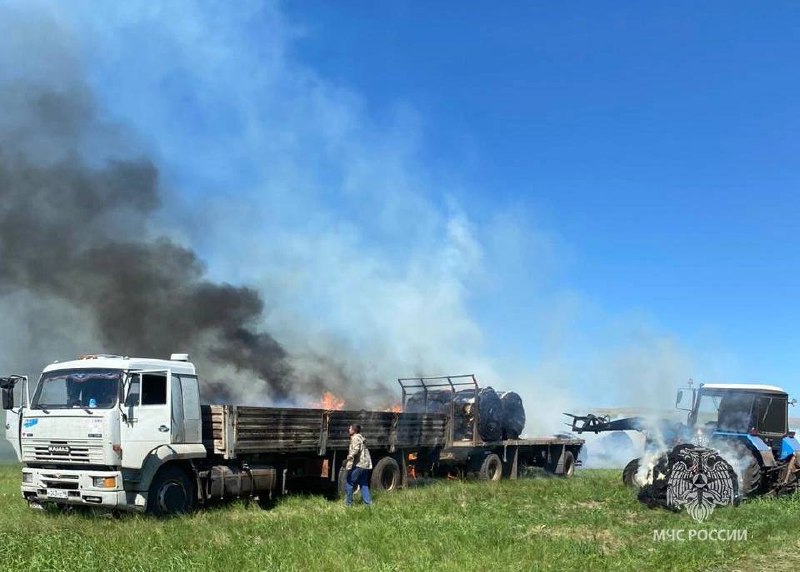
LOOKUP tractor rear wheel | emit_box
[739,456,765,499]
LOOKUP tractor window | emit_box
[716,393,755,432]
[753,396,787,435]
[694,395,720,426]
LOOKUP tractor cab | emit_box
[677,383,795,458]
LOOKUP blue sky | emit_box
[281,2,800,393]
[4,2,800,420]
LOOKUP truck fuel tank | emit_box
[207,465,276,499]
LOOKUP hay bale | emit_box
[498,391,525,439]
[406,390,454,414]
[476,387,503,442]
[406,386,503,442]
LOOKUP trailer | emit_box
[397,375,583,481]
[2,356,583,516]
[200,404,449,498]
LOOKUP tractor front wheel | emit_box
[622,458,642,488]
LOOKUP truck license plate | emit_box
[46,489,69,499]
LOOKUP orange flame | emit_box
[385,403,403,413]
[314,391,345,410]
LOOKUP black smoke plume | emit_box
[0,85,294,400]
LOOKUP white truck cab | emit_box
[3,354,206,512]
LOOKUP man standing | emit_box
[344,424,373,506]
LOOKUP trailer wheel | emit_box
[622,458,642,488]
[337,466,349,499]
[147,465,195,516]
[371,457,401,493]
[546,450,576,477]
[477,453,503,481]
[561,451,576,478]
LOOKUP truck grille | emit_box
[22,440,105,464]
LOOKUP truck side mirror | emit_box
[121,374,140,423]
[675,390,683,408]
[1,388,13,410]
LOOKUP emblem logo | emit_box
[666,446,737,523]
[48,445,71,454]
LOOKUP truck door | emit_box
[4,408,22,462]
[3,377,26,462]
[120,370,172,469]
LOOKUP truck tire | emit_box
[477,453,503,481]
[371,457,401,493]
[147,465,195,516]
[257,494,276,510]
[27,499,45,511]
[623,458,642,488]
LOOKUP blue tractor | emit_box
[569,383,800,500]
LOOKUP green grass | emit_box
[0,464,797,571]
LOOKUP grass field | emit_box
[0,464,797,571]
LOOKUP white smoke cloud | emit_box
[0,1,722,439]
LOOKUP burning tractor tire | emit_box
[622,458,643,488]
[636,444,739,518]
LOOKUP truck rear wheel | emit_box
[147,465,195,516]
[371,457,401,492]
[477,453,503,481]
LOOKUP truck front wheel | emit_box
[147,465,195,516]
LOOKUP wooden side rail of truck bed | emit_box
[201,405,449,459]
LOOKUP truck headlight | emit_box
[22,472,32,484]
[92,476,117,489]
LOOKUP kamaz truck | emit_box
[2,355,582,515]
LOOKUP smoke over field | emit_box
[0,5,478,408]
[0,3,705,425]
[0,80,304,402]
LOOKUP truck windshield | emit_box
[31,369,122,410]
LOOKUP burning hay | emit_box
[314,392,346,411]
[637,444,739,519]
[406,386,522,442]
[498,391,525,439]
